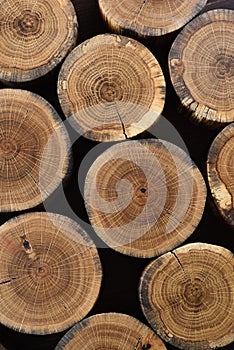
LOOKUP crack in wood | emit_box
[171,251,186,274]
[115,103,128,139]
[0,277,17,285]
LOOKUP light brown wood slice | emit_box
[0,89,71,212]
[58,34,165,141]
[84,139,206,258]
[98,0,207,37]
[207,123,234,227]
[0,0,77,83]
[0,212,102,334]
[0,345,7,350]
[139,243,234,349]
[55,312,167,350]
[169,9,234,127]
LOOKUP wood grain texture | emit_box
[169,9,234,127]
[98,0,207,37]
[0,89,71,212]
[84,139,206,258]
[55,313,167,349]
[207,123,234,227]
[139,243,234,349]
[0,0,78,83]
[0,212,102,334]
[58,33,165,141]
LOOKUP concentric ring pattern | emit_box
[58,34,165,141]
[0,89,70,211]
[169,9,234,125]
[84,139,206,257]
[139,243,234,349]
[0,212,102,334]
[0,0,78,82]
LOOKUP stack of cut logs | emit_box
[0,1,233,350]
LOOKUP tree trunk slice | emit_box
[0,212,102,334]
[139,242,234,349]
[0,0,78,83]
[207,123,234,227]
[0,89,71,212]
[58,34,165,142]
[84,139,206,258]
[55,312,167,350]
[98,0,207,37]
[169,9,234,127]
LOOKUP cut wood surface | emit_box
[169,9,234,127]
[0,89,70,212]
[0,0,78,83]
[55,312,167,349]
[0,212,102,334]
[98,0,207,37]
[84,139,206,258]
[207,123,234,227]
[139,243,234,350]
[58,34,165,141]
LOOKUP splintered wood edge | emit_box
[207,123,234,227]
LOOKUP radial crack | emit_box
[132,0,148,32]
[171,251,186,274]
[134,337,142,350]
[115,104,128,139]
[0,277,17,285]
[138,0,147,13]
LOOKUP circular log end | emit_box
[58,34,165,142]
[0,212,102,334]
[139,242,234,349]
[0,0,78,83]
[84,139,206,257]
[0,89,71,212]
[169,9,234,127]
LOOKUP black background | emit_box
[0,0,233,349]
